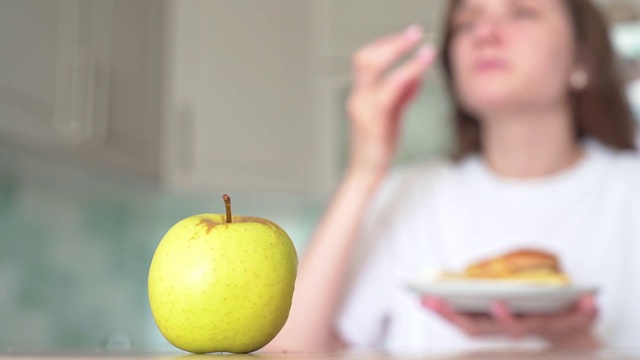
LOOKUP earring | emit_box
[570,70,589,91]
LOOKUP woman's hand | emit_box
[346,25,437,181]
[421,295,600,350]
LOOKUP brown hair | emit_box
[440,0,638,158]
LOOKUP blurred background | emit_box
[0,0,639,353]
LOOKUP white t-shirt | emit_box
[336,140,640,353]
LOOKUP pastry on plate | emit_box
[441,249,571,286]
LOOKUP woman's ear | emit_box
[570,47,591,92]
[570,68,589,91]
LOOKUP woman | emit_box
[265,0,639,353]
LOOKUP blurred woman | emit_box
[266,0,639,353]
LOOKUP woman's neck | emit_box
[480,105,584,179]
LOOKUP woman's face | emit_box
[450,0,579,117]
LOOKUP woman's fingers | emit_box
[532,295,598,337]
[352,25,425,88]
[491,301,527,339]
[578,294,598,319]
[422,297,503,337]
[378,45,437,111]
[491,295,598,339]
[423,296,599,341]
[345,26,436,176]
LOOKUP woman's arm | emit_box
[263,169,381,353]
[263,25,437,353]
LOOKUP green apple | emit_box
[148,194,298,354]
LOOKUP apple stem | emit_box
[222,194,232,224]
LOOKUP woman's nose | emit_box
[471,16,505,47]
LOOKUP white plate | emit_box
[406,279,598,314]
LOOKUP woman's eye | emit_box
[453,19,476,34]
[512,6,538,19]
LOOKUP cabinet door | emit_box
[0,0,102,145]
[163,0,314,195]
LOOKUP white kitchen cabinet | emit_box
[0,0,111,146]
[0,0,166,181]
[161,0,316,195]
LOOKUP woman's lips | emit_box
[474,58,508,73]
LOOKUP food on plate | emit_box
[440,249,571,286]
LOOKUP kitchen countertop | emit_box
[2,350,640,360]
